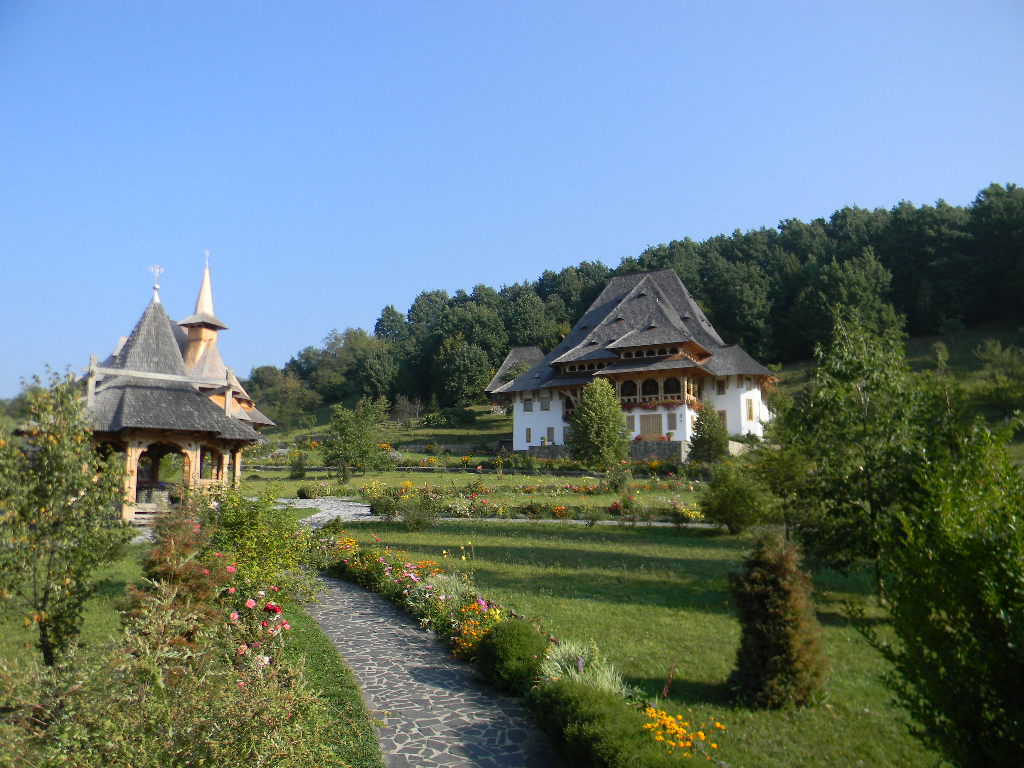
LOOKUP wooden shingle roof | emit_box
[493,269,770,393]
[87,297,262,442]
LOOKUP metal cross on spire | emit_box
[204,249,211,267]
[150,264,164,301]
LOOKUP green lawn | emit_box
[330,520,947,768]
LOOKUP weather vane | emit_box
[204,249,211,267]
[150,263,164,291]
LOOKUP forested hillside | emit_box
[244,182,1024,426]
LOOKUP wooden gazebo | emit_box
[85,264,273,521]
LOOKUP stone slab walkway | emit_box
[306,576,557,768]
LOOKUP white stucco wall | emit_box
[510,378,771,451]
[511,391,565,450]
[706,375,769,438]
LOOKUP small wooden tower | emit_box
[84,263,273,522]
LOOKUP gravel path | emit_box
[306,576,556,768]
[287,496,684,529]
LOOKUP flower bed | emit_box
[324,529,727,766]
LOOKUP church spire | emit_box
[178,254,228,330]
[150,264,164,303]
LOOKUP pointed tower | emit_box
[178,261,229,373]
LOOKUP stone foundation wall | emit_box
[629,440,687,461]
[528,440,690,461]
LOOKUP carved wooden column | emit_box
[122,440,146,521]
[232,447,243,489]
[182,442,201,488]
[217,451,229,484]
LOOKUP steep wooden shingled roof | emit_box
[485,346,545,394]
[492,269,773,394]
[87,297,262,441]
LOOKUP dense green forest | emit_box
[242,182,1023,427]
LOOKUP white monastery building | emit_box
[486,269,776,455]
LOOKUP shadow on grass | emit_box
[472,562,735,614]
[815,608,889,629]
[626,675,734,708]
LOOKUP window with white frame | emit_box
[716,378,727,395]
[746,398,755,422]
[546,426,555,442]
[525,427,532,443]
[523,398,534,412]
[626,415,636,432]
[540,396,551,411]
[667,412,678,431]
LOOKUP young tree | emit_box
[699,460,774,535]
[876,419,1024,766]
[0,372,131,665]
[783,309,917,580]
[728,537,829,708]
[322,396,389,481]
[687,397,730,465]
[568,379,629,469]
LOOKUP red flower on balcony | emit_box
[639,402,658,410]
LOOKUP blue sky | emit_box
[1,1,1022,397]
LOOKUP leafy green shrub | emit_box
[296,481,334,499]
[399,492,442,531]
[876,420,1024,767]
[358,480,400,520]
[476,619,549,695]
[287,447,307,479]
[421,407,477,427]
[0,372,131,666]
[529,679,680,768]
[728,536,828,708]
[698,461,773,534]
[201,488,318,600]
[604,461,632,493]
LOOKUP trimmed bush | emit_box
[296,481,334,499]
[476,619,549,695]
[728,537,828,708]
[698,460,773,534]
[529,679,679,768]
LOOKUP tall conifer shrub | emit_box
[728,536,828,708]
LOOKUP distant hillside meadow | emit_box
[237,182,1023,425]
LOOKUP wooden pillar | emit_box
[182,442,200,488]
[122,440,146,521]
[232,447,242,489]
[217,451,229,484]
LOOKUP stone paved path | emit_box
[306,576,557,768]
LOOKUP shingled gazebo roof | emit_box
[88,295,261,442]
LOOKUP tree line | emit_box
[244,182,1024,425]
